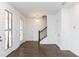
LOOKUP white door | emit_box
[5,10,13,49]
[0,9,13,56]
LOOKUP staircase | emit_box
[38,27,47,44]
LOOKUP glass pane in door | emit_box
[5,31,8,49]
[5,11,8,30]
[9,31,12,47]
[9,13,12,29]
[20,19,23,41]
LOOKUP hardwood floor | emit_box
[7,41,77,57]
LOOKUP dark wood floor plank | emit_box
[7,41,77,57]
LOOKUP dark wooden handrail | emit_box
[38,26,47,44]
[40,27,47,33]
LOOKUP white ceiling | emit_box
[9,2,75,17]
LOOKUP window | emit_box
[5,10,13,49]
[20,19,23,41]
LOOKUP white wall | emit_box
[0,3,26,57]
[69,3,79,56]
[55,11,62,46]
[24,17,37,41]
[24,16,47,41]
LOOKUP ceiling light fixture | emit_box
[36,19,39,22]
